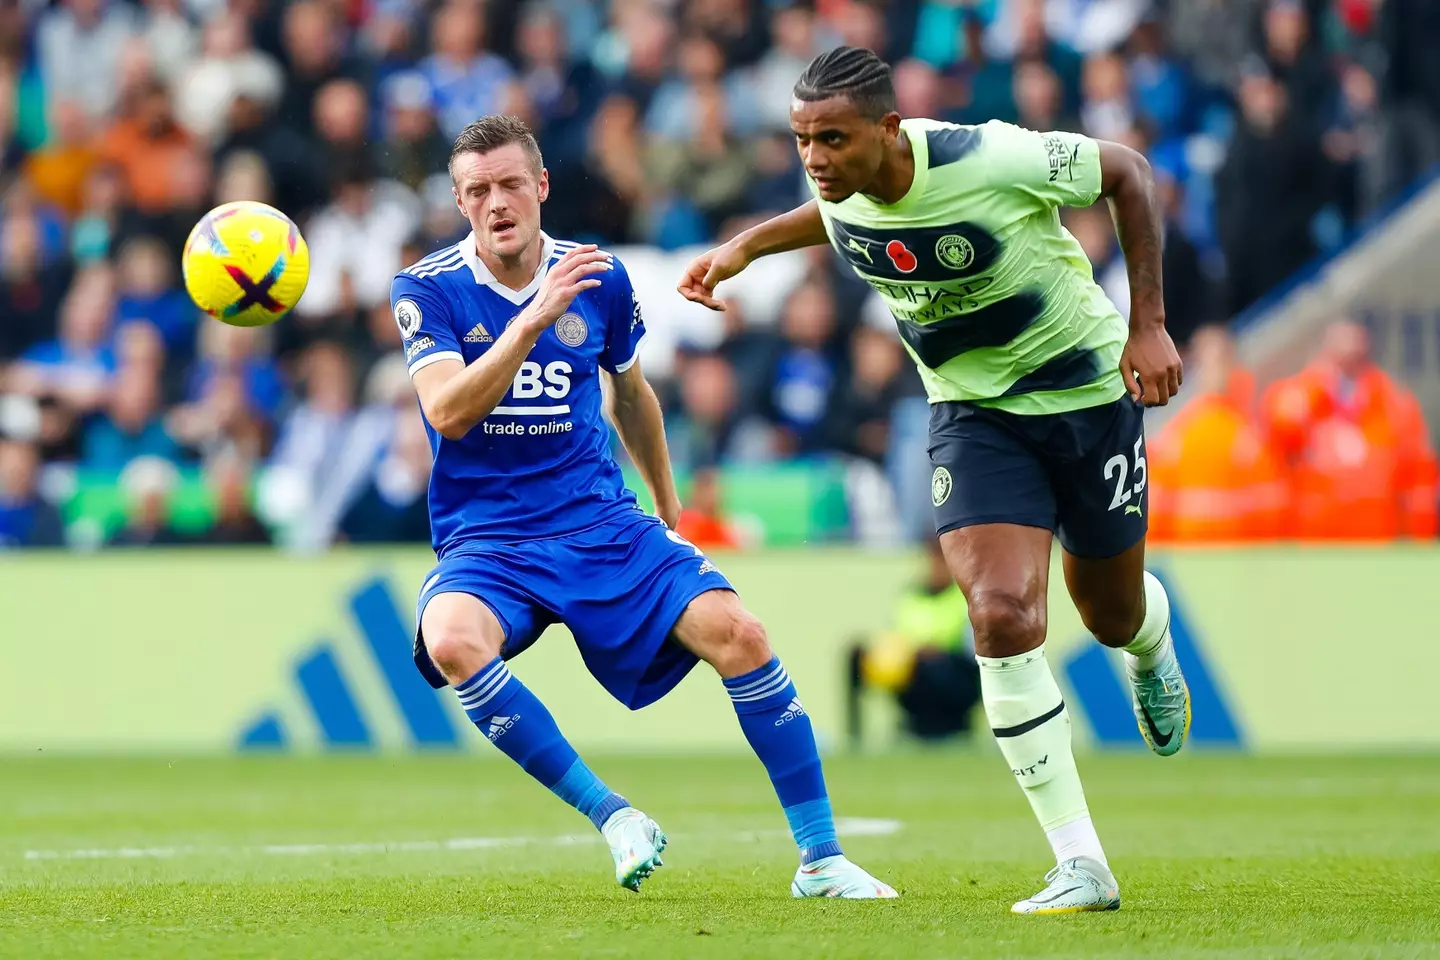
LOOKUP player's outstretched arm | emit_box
[412,245,612,439]
[677,200,828,311]
[1098,141,1183,407]
[603,361,681,529]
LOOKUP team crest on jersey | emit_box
[556,312,588,347]
[931,466,953,507]
[393,299,422,340]
[935,234,976,271]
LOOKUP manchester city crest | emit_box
[931,466,953,507]
[556,312,588,347]
[935,234,975,271]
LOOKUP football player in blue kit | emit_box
[390,115,895,899]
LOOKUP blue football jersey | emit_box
[390,232,648,555]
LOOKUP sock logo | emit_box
[487,714,519,741]
[774,697,806,726]
[1010,754,1048,778]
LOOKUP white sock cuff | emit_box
[1125,571,1171,657]
[976,644,1065,734]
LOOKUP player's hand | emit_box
[1120,320,1183,406]
[524,244,612,330]
[677,241,749,311]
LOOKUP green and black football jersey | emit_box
[808,118,1128,415]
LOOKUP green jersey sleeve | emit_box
[981,121,1103,210]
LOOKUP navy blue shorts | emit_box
[413,510,733,709]
[927,396,1149,559]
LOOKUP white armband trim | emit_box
[407,350,465,376]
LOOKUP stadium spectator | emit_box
[1261,319,1439,540]
[267,340,358,523]
[0,438,65,548]
[377,71,449,193]
[10,263,116,423]
[666,351,774,471]
[762,280,840,457]
[1148,325,1288,543]
[114,234,195,358]
[337,400,432,544]
[35,0,139,123]
[293,154,419,323]
[674,466,742,550]
[1216,70,1329,315]
[0,210,70,363]
[81,363,181,471]
[107,454,186,546]
[418,0,516,141]
[97,75,195,216]
[22,99,97,218]
[196,450,271,545]
[821,325,907,466]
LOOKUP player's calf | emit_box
[423,593,662,888]
[673,591,896,897]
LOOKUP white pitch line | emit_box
[22,817,901,861]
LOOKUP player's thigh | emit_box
[415,554,547,686]
[929,401,1056,658]
[940,523,1053,658]
[1051,397,1150,646]
[1051,396,1149,564]
[547,514,733,707]
[672,588,773,679]
[928,400,1057,541]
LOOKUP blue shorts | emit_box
[413,511,733,709]
[927,396,1149,559]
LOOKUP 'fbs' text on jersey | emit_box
[391,232,648,555]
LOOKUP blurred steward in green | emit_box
[847,537,980,746]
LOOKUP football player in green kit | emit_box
[679,47,1189,914]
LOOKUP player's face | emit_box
[452,143,550,261]
[790,96,896,202]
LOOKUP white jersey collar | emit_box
[460,230,558,305]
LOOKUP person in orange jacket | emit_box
[674,467,742,550]
[1261,319,1438,540]
[1148,325,1288,543]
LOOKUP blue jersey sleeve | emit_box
[391,272,464,376]
[598,255,647,374]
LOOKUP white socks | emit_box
[1124,571,1174,673]
[977,645,1107,867]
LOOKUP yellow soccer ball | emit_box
[181,201,310,327]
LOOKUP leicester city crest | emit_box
[556,312,588,347]
[935,234,976,271]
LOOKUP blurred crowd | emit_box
[2,0,1439,550]
[1148,318,1437,542]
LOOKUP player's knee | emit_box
[1074,593,1145,648]
[1077,604,1140,650]
[422,608,503,683]
[967,590,1044,657]
[717,611,774,676]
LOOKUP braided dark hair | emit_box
[793,47,896,120]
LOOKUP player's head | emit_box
[449,115,549,261]
[790,47,900,202]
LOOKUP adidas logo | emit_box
[487,714,519,741]
[464,322,493,344]
[774,697,805,727]
[698,559,718,576]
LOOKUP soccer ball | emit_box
[181,201,310,327]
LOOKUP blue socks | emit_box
[456,658,628,831]
[724,656,842,864]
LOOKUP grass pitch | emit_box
[2,751,1437,958]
